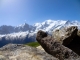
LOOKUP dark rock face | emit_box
[36,30,80,60]
[62,26,78,46]
[66,30,80,55]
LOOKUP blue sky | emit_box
[0,0,80,26]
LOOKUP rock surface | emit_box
[36,46,44,50]
[53,26,80,55]
[0,44,58,60]
[36,27,80,60]
[52,26,78,46]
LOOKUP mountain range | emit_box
[0,20,80,47]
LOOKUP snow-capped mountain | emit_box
[34,20,67,32]
[0,23,35,34]
[62,20,80,28]
[0,20,80,47]
[15,23,35,32]
[34,20,80,33]
[0,20,80,35]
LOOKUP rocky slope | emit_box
[0,44,58,60]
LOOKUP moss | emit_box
[25,42,40,47]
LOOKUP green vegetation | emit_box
[25,42,40,47]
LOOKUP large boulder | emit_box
[36,30,80,60]
[52,26,78,46]
[53,26,80,55]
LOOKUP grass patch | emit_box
[25,42,40,47]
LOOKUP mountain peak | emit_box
[18,23,28,27]
[0,20,80,35]
[45,19,53,22]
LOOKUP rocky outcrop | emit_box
[52,26,78,46]
[0,44,58,60]
[36,26,80,60]
[53,26,80,56]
